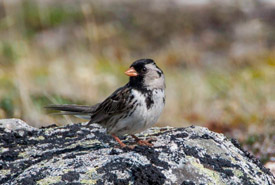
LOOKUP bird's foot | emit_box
[137,139,153,147]
[112,134,126,148]
[125,145,136,149]
[131,135,154,147]
[112,134,155,148]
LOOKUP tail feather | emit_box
[50,111,91,120]
[45,104,93,112]
[45,104,99,120]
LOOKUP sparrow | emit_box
[46,59,165,147]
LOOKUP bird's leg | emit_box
[111,134,126,148]
[131,135,153,146]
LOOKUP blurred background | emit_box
[0,0,274,166]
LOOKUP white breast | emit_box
[109,89,165,135]
[143,89,165,128]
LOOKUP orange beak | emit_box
[125,67,138,77]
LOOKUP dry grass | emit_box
[0,0,274,162]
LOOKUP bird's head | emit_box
[125,59,165,90]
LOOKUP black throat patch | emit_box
[145,91,154,109]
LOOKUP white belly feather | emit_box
[109,89,165,135]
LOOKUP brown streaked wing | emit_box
[90,85,133,123]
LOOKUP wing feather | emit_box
[90,85,133,123]
[45,84,134,124]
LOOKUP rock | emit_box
[0,119,274,185]
[265,162,275,177]
[0,119,37,132]
[0,119,38,137]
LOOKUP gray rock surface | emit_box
[0,119,37,132]
[0,119,274,185]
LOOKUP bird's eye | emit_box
[142,67,147,72]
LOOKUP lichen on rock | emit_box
[0,119,274,185]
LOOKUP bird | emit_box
[46,59,165,147]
